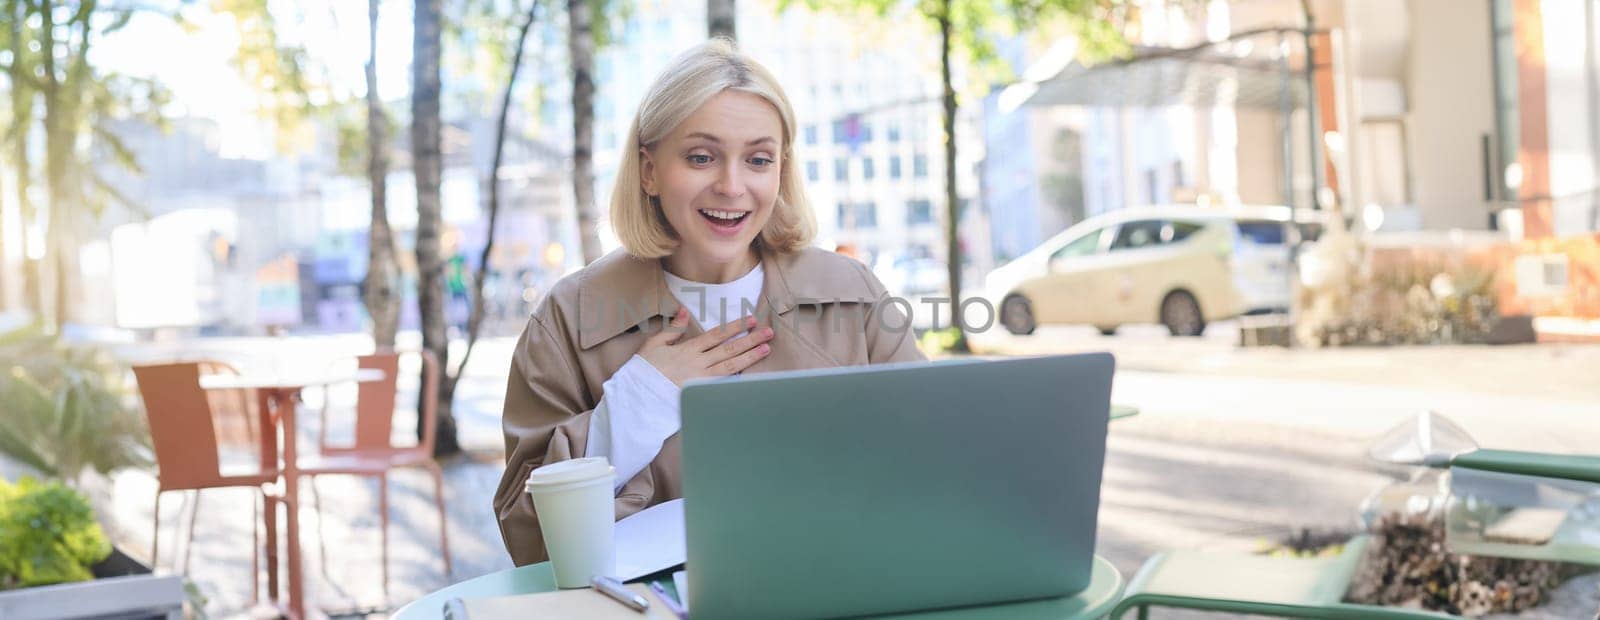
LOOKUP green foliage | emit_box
[0,324,152,484]
[918,327,965,356]
[1,0,175,222]
[206,0,322,152]
[444,0,630,140]
[782,0,1133,99]
[0,477,112,590]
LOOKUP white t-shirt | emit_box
[584,263,764,492]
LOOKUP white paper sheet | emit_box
[614,498,686,581]
[672,570,689,609]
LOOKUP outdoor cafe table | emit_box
[199,368,385,620]
[391,555,1123,620]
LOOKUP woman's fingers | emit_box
[689,315,758,351]
[708,341,772,376]
[707,326,774,363]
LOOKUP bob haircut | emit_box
[608,38,816,258]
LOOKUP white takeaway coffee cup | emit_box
[524,457,616,588]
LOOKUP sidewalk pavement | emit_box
[96,329,1599,618]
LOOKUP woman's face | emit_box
[641,90,784,274]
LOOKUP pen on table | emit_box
[591,574,650,613]
[647,580,689,620]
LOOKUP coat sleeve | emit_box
[493,312,659,566]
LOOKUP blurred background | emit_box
[2,0,1600,618]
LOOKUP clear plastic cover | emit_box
[1366,410,1480,466]
[1446,467,1600,565]
[1358,468,1451,530]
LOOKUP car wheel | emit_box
[1160,290,1206,337]
[1000,295,1037,336]
[1096,326,1118,336]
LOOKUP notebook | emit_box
[442,583,680,620]
[615,498,686,580]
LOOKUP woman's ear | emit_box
[639,147,658,197]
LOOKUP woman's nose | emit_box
[712,162,745,198]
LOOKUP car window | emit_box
[1051,227,1107,260]
[1110,220,1167,251]
[1165,221,1204,243]
[1236,220,1286,245]
[1296,222,1324,243]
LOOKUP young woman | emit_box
[494,38,925,565]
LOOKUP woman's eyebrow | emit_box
[684,131,776,147]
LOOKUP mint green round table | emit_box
[393,555,1123,620]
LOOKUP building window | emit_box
[889,156,902,179]
[913,155,929,178]
[838,202,878,229]
[833,116,871,150]
[907,199,934,225]
[834,158,849,182]
[862,157,875,180]
[856,202,877,228]
[806,160,820,182]
[888,123,901,142]
[804,124,818,146]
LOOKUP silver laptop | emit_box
[679,353,1114,619]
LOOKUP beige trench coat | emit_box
[493,245,926,565]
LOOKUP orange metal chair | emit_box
[300,350,452,598]
[133,361,273,601]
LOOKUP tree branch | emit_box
[453,0,541,383]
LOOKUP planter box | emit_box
[0,547,184,620]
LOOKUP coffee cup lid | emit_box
[525,457,614,490]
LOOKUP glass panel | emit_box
[1052,228,1106,259]
[1111,220,1167,250]
[1235,220,1287,245]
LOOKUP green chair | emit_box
[1109,536,1452,619]
[1111,448,1600,619]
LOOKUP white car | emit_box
[874,256,950,330]
[981,205,1321,337]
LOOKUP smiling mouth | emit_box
[698,209,750,226]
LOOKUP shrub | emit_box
[1296,232,1504,347]
[0,477,112,589]
[0,324,151,484]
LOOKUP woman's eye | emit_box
[749,157,774,167]
[687,154,713,165]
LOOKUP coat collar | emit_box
[575,245,879,349]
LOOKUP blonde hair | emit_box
[609,38,817,258]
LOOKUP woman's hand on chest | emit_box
[637,306,775,387]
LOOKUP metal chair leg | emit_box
[251,491,261,605]
[428,462,453,576]
[183,490,202,574]
[152,491,163,569]
[311,475,330,580]
[379,473,390,600]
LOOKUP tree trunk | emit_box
[412,0,460,455]
[40,0,70,330]
[569,0,602,264]
[8,0,37,318]
[1587,0,1600,230]
[443,0,539,411]
[0,156,6,311]
[707,0,735,40]
[937,3,968,352]
[364,0,400,348]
